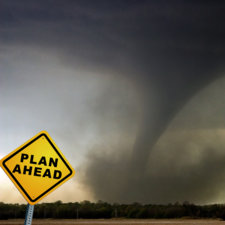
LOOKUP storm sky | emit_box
[1,1,225,205]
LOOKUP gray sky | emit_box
[1,1,225,205]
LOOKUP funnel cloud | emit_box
[2,1,225,204]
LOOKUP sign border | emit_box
[1,131,74,204]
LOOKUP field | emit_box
[0,219,225,225]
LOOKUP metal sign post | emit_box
[24,204,34,225]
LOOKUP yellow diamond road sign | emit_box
[0,131,75,205]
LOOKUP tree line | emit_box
[1,200,225,220]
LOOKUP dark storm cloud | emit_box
[82,143,225,204]
[2,1,225,204]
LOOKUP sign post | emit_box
[0,131,75,223]
[24,204,34,225]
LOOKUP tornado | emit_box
[2,0,225,204]
[130,50,225,173]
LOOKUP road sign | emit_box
[0,131,75,205]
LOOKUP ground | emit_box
[0,219,224,225]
